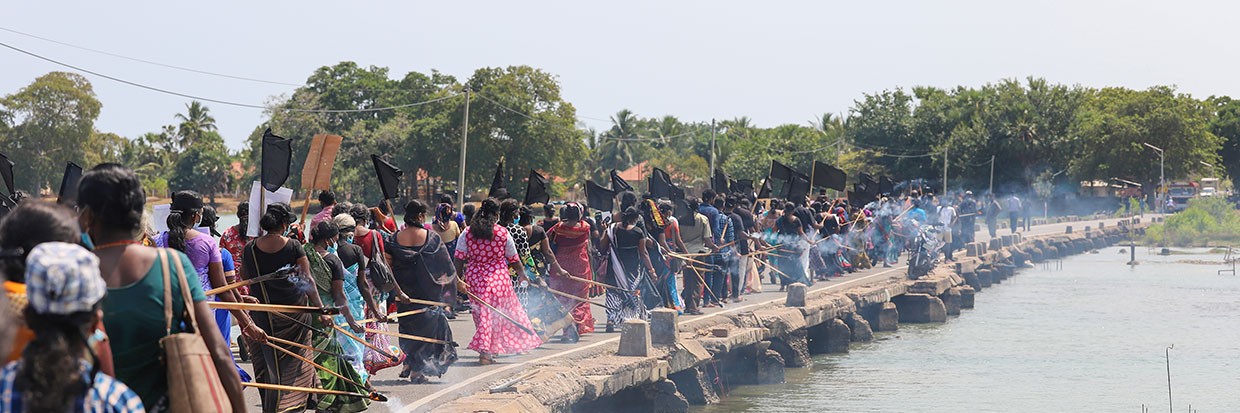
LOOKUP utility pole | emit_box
[942,146,948,196]
[989,155,995,195]
[1143,142,1164,214]
[458,88,470,207]
[709,119,716,180]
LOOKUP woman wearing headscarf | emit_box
[454,199,543,365]
[155,191,260,382]
[0,243,144,412]
[597,207,654,332]
[304,221,369,412]
[547,202,594,342]
[240,202,333,412]
[385,200,457,383]
[78,164,247,411]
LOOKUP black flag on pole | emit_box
[524,169,549,205]
[370,155,403,200]
[260,129,293,192]
[811,161,847,191]
[586,180,617,211]
[784,173,811,201]
[712,169,730,193]
[57,162,83,205]
[734,179,755,196]
[488,158,508,199]
[0,153,13,197]
[770,160,793,182]
[649,167,675,200]
[609,169,633,192]
[757,176,773,199]
[879,175,895,195]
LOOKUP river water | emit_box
[693,248,1240,412]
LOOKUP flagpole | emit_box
[458,88,471,206]
[259,135,266,237]
[709,119,716,182]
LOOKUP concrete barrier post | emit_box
[618,319,652,357]
[650,308,679,346]
[785,283,808,307]
[1065,225,1073,234]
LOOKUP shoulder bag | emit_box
[367,231,399,293]
[159,249,233,412]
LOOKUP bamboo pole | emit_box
[541,286,612,309]
[262,340,378,400]
[204,272,279,296]
[561,273,631,293]
[266,335,347,359]
[364,328,455,346]
[686,264,725,307]
[242,382,387,402]
[665,252,712,267]
[400,297,452,308]
[331,324,397,360]
[357,308,429,324]
[464,291,537,336]
[208,301,340,315]
[270,311,328,336]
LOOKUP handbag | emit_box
[159,249,233,413]
[366,232,398,293]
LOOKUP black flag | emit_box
[784,173,811,201]
[0,153,13,197]
[488,158,508,199]
[671,187,694,226]
[524,169,550,205]
[770,160,793,181]
[57,162,83,205]
[586,180,616,211]
[649,167,675,200]
[712,169,730,193]
[609,169,633,192]
[758,176,773,199]
[260,129,293,192]
[811,161,847,191]
[879,175,895,195]
[370,155,403,200]
[734,179,755,196]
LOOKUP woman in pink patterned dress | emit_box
[454,199,543,365]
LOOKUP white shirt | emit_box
[1006,196,1022,211]
[938,205,957,227]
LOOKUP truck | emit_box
[1166,181,1199,212]
[1200,178,1221,197]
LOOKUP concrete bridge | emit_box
[248,215,1153,412]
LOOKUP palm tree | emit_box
[597,109,645,171]
[174,101,217,149]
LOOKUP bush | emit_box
[1145,197,1240,246]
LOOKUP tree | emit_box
[1208,96,1240,184]
[597,109,646,173]
[170,132,231,202]
[0,72,101,193]
[174,101,217,149]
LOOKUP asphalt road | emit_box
[239,214,1148,412]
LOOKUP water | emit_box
[694,248,1240,412]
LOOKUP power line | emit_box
[0,25,301,87]
[0,40,461,113]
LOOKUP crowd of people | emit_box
[0,162,1046,412]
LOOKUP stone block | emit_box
[785,283,808,307]
[667,340,713,372]
[669,367,719,405]
[807,318,850,354]
[767,331,811,367]
[958,285,975,309]
[893,293,947,323]
[437,393,552,413]
[941,288,961,316]
[989,238,1003,251]
[1065,225,1073,234]
[651,308,679,346]
[618,319,652,357]
[845,313,874,342]
[756,349,786,384]
[977,269,992,288]
[874,302,899,332]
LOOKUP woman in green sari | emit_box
[306,221,369,412]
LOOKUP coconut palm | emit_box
[597,109,646,172]
[174,101,217,149]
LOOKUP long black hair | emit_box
[0,201,79,283]
[621,207,641,225]
[17,306,98,413]
[166,190,204,253]
[404,200,427,228]
[77,163,145,235]
[499,199,520,226]
[469,199,500,240]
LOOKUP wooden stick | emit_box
[666,252,712,267]
[364,328,454,346]
[205,272,280,296]
[400,297,452,308]
[264,340,370,392]
[465,291,537,336]
[209,301,340,315]
[269,311,328,336]
[561,273,632,293]
[242,382,387,402]
[541,286,611,309]
[331,324,397,360]
[357,308,429,324]
[266,335,347,359]
[686,264,725,306]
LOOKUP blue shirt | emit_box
[698,205,722,242]
[0,360,145,413]
[220,248,235,273]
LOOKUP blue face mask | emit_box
[345,235,355,244]
[326,243,338,255]
[80,232,94,250]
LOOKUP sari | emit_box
[304,244,370,412]
[387,231,459,377]
[548,220,595,335]
[604,224,649,324]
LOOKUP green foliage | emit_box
[1144,197,1240,246]
[0,72,101,193]
[170,132,232,200]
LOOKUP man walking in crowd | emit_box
[937,197,957,262]
[1006,194,1022,234]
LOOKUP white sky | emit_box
[3,0,1237,150]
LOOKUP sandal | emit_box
[410,373,429,384]
[398,365,412,379]
[479,354,496,365]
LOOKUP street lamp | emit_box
[1143,142,1165,213]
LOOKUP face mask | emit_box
[513,217,520,225]
[345,235,355,244]
[282,227,291,237]
[80,232,94,250]
[326,243,338,255]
